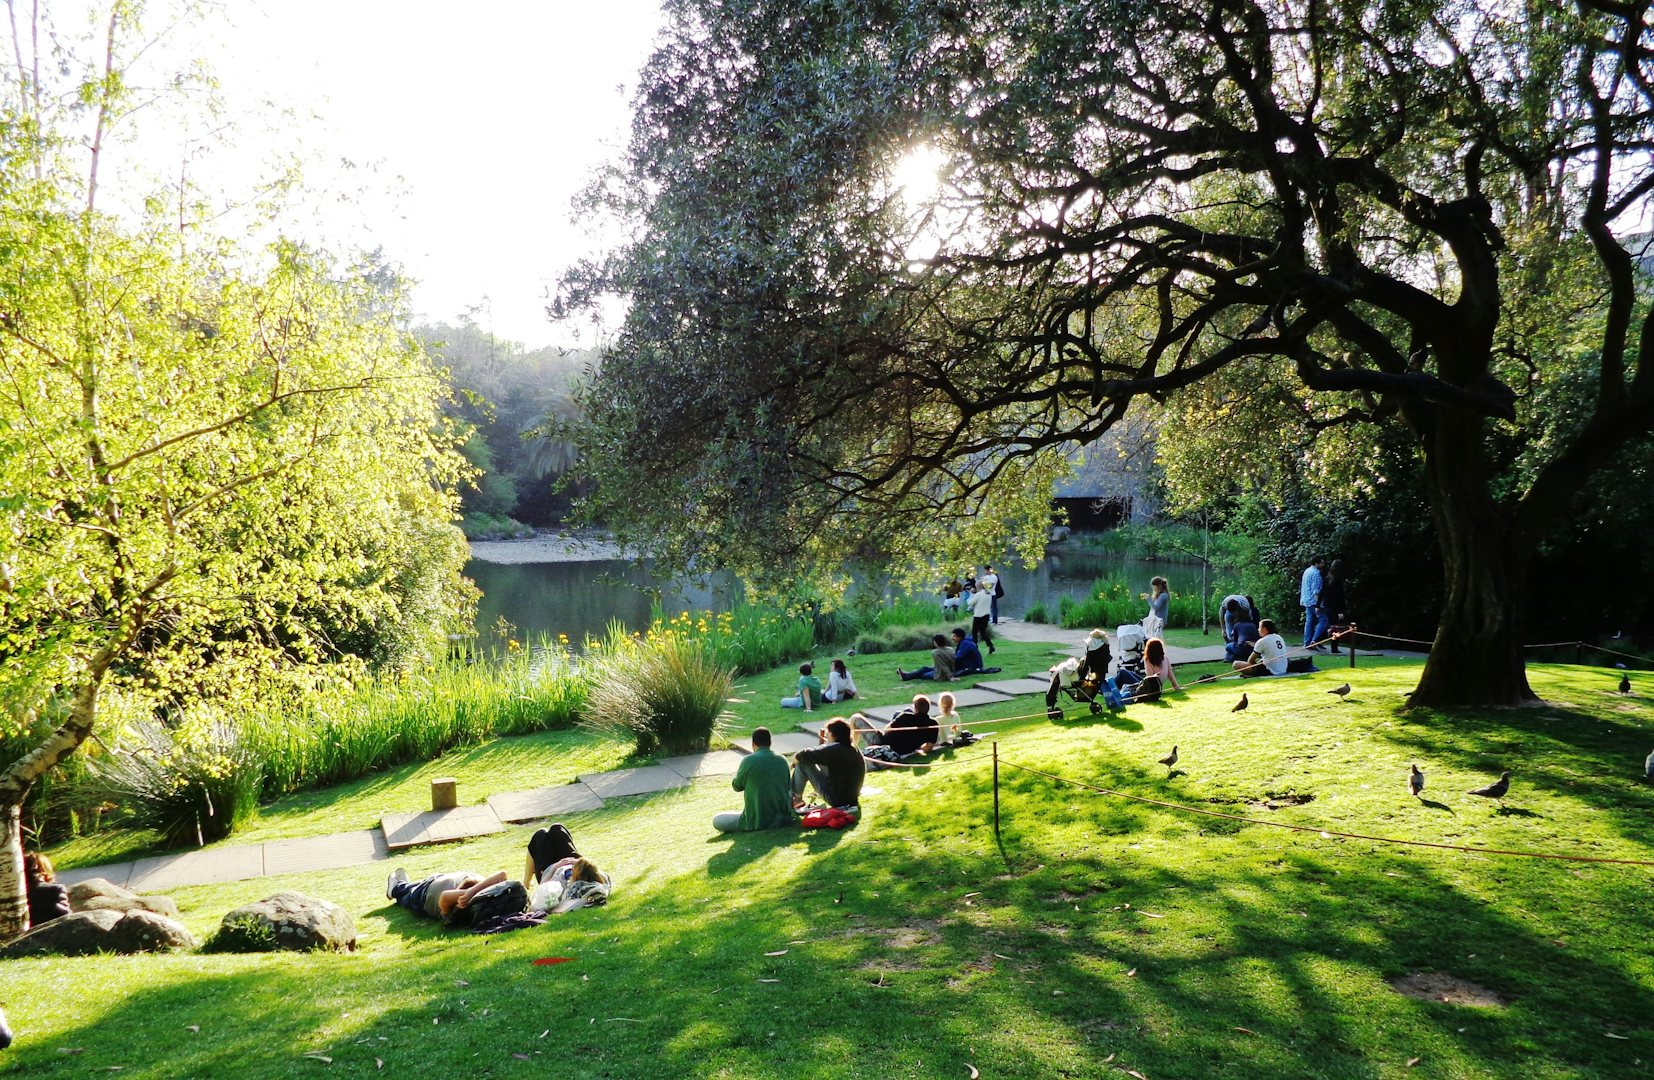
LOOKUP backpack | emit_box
[1132,675,1162,703]
[449,880,527,927]
[527,823,580,878]
[993,577,1005,599]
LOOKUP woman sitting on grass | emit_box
[1140,637,1180,695]
[823,658,859,702]
[24,852,70,929]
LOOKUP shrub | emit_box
[1023,602,1051,624]
[202,914,279,954]
[581,624,734,755]
[80,720,263,847]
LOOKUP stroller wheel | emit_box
[1089,701,1102,715]
[1047,707,1063,722]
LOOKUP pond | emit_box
[466,542,1213,652]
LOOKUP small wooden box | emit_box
[430,777,458,811]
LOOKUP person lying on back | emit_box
[792,718,866,811]
[386,868,508,923]
[951,628,986,677]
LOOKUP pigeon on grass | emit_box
[1619,674,1632,696]
[1408,764,1424,798]
[1467,771,1512,807]
[1158,746,1179,776]
[1327,683,1351,700]
[1232,694,1249,713]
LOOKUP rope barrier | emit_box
[996,759,1654,868]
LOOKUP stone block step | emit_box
[487,784,605,824]
[381,804,505,851]
[575,765,689,799]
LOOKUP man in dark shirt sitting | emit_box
[792,718,866,810]
[951,628,986,677]
[871,695,942,757]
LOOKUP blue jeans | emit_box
[392,878,432,914]
[1304,605,1328,647]
[900,667,938,681]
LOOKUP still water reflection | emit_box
[466,548,1207,652]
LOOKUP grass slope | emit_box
[7,656,1653,1079]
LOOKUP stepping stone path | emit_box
[381,805,506,851]
[657,750,746,778]
[727,731,820,757]
[977,677,1053,696]
[488,784,605,825]
[860,686,1011,723]
[576,765,690,799]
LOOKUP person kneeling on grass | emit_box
[781,662,824,710]
[386,867,509,924]
[792,717,866,813]
[899,634,956,682]
[713,727,798,832]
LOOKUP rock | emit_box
[213,892,356,953]
[0,909,196,958]
[1048,525,1072,543]
[69,877,180,920]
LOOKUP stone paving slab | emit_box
[658,750,746,779]
[381,804,505,850]
[728,731,820,757]
[487,784,605,824]
[129,843,266,892]
[575,765,689,799]
[56,862,134,889]
[264,829,388,877]
[977,677,1053,696]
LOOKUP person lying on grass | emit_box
[712,726,798,832]
[792,717,866,814]
[523,823,613,912]
[386,868,508,922]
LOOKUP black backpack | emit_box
[1133,675,1162,703]
[993,578,1005,599]
[450,880,528,927]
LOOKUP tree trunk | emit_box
[0,802,26,942]
[1410,406,1534,707]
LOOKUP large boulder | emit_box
[1,908,196,958]
[68,878,181,921]
[212,892,356,953]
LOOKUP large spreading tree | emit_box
[0,4,471,939]
[560,0,1654,706]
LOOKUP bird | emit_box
[1619,674,1632,695]
[1328,682,1351,700]
[1467,770,1512,807]
[1232,694,1249,713]
[1644,748,1653,780]
[1158,745,1179,775]
[1408,764,1425,798]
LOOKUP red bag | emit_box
[800,807,856,829]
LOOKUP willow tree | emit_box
[0,5,470,939]
[559,0,1654,705]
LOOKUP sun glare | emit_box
[891,143,949,204]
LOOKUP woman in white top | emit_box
[824,658,859,702]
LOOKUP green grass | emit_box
[11,660,1653,1078]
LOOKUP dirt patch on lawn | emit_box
[1389,972,1509,1007]
[1248,793,1317,811]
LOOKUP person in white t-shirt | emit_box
[968,583,997,654]
[1234,618,1289,677]
[981,565,1001,624]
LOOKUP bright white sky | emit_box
[90,0,666,348]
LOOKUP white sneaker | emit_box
[386,867,409,899]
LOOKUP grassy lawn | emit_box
[9,655,1652,1078]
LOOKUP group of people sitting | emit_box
[1217,593,1303,676]
[718,691,969,833]
[896,627,997,682]
[780,658,858,710]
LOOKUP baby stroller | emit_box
[1114,623,1147,680]
[1046,632,1114,718]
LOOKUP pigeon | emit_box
[1408,764,1424,798]
[1328,683,1351,701]
[1645,748,1653,780]
[1158,745,1179,775]
[1232,694,1249,713]
[1619,674,1632,695]
[1467,770,1511,806]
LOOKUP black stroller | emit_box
[1046,633,1113,719]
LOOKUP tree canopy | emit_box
[0,3,471,938]
[561,0,1654,705]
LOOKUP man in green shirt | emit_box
[781,662,824,710]
[712,728,798,832]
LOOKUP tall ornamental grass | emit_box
[581,622,734,755]
[1058,572,1237,631]
[649,604,816,675]
[79,719,263,847]
[243,641,587,797]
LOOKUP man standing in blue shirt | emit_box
[1299,555,1326,650]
